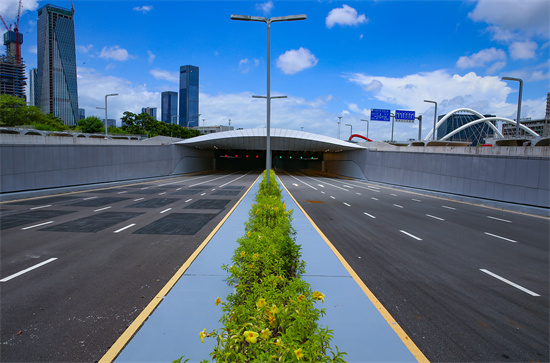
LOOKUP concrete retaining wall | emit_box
[324,149,550,208]
[0,144,213,193]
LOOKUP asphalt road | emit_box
[278,171,549,362]
[0,171,260,362]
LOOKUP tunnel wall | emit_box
[324,149,549,208]
[0,144,213,193]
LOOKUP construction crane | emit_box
[0,0,23,64]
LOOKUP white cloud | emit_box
[77,67,160,126]
[456,48,506,69]
[238,58,261,73]
[345,70,545,119]
[509,40,537,60]
[469,0,549,39]
[0,0,39,20]
[99,45,135,61]
[255,1,273,16]
[276,48,318,75]
[326,5,368,29]
[149,69,179,83]
[29,45,37,54]
[133,5,153,14]
[147,50,156,64]
[77,44,94,54]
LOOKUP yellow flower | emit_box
[313,291,325,302]
[270,304,279,314]
[243,330,259,344]
[215,297,222,306]
[274,338,282,347]
[297,294,305,302]
[294,348,305,360]
[256,298,266,309]
[252,253,259,260]
[240,251,246,258]
[199,329,209,343]
[260,328,271,340]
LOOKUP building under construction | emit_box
[0,29,26,100]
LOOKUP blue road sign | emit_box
[371,109,391,122]
[395,110,415,123]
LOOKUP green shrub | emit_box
[197,170,346,362]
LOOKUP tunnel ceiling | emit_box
[175,128,365,152]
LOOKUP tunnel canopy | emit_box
[175,128,365,152]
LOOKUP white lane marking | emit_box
[21,221,54,230]
[391,193,398,196]
[176,187,182,191]
[343,202,351,207]
[0,258,58,283]
[94,206,111,212]
[393,204,403,208]
[367,185,380,189]
[114,224,136,233]
[158,192,166,195]
[412,199,421,202]
[219,172,250,188]
[200,193,206,196]
[400,230,422,241]
[117,191,127,194]
[133,198,144,202]
[368,188,380,193]
[293,183,299,187]
[343,185,353,189]
[363,212,376,219]
[321,191,326,194]
[484,232,517,243]
[160,208,172,214]
[330,196,335,199]
[156,174,210,187]
[141,187,149,190]
[185,199,193,203]
[442,205,456,210]
[356,192,361,195]
[371,197,378,201]
[211,189,215,191]
[426,214,445,221]
[30,205,51,210]
[480,269,540,297]
[190,174,237,187]
[318,184,324,187]
[83,196,98,201]
[487,216,512,223]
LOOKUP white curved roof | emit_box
[175,128,365,152]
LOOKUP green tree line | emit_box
[0,94,201,139]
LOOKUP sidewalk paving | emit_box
[112,177,421,362]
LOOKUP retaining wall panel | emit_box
[1,146,14,175]
[537,189,549,208]
[503,158,517,185]
[524,187,539,206]
[13,146,25,174]
[537,159,549,190]
[514,159,529,186]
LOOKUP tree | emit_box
[0,94,67,130]
[120,110,201,138]
[78,116,104,133]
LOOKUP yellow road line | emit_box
[99,173,261,363]
[276,173,429,363]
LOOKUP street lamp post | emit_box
[502,77,523,137]
[96,93,118,139]
[345,123,352,139]
[337,116,342,139]
[424,100,437,140]
[171,115,179,125]
[360,119,369,140]
[231,13,307,184]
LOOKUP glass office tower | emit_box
[179,65,199,128]
[37,4,79,126]
[161,91,178,124]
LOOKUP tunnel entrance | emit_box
[215,150,323,171]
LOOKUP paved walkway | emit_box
[109,177,423,362]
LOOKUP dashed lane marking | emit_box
[426,214,444,221]
[21,221,54,230]
[487,216,511,223]
[393,204,403,208]
[400,230,422,241]
[160,208,172,214]
[484,232,517,243]
[442,205,456,210]
[30,205,51,210]
[480,269,540,296]
[343,202,351,207]
[363,212,376,219]
[0,258,58,283]
[94,206,112,212]
[114,224,136,233]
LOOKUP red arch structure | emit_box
[348,134,372,142]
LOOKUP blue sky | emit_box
[2,0,549,140]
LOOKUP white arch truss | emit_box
[424,108,539,141]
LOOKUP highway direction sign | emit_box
[371,109,391,122]
[395,110,415,123]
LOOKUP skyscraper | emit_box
[179,65,199,127]
[29,68,38,106]
[141,107,157,119]
[37,4,79,126]
[161,91,178,124]
[0,30,27,100]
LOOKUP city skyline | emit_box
[1,0,548,140]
